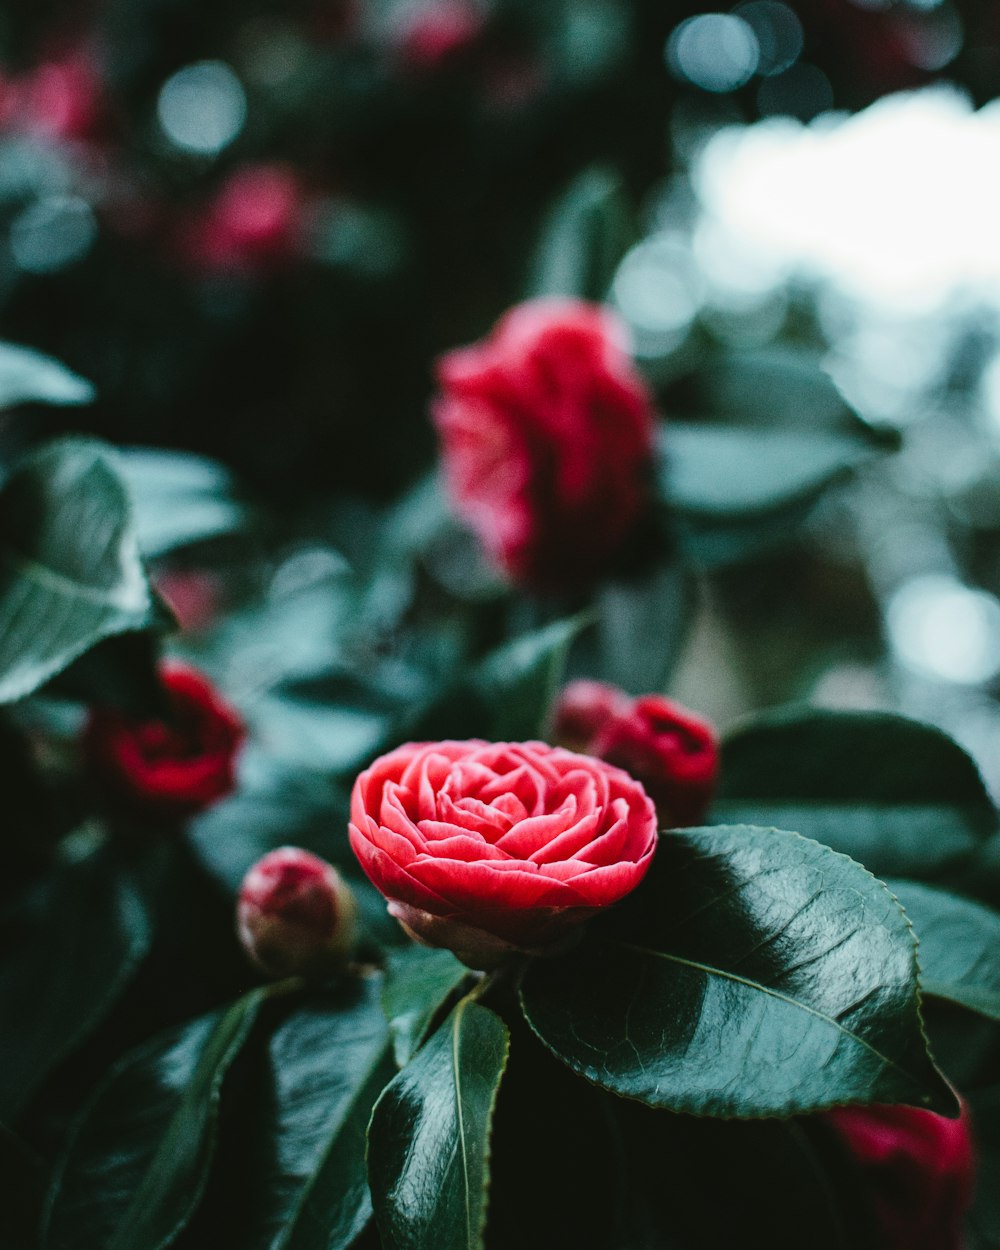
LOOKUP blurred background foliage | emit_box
[2,0,1000,784]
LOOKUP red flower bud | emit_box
[552,681,717,827]
[394,2,484,71]
[433,299,656,591]
[83,660,244,817]
[238,847,358,978]
[826,1101,975,1250]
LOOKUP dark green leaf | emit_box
[527,166,633,302]
[473,614,590,740]
[717,708,997,879]
[382,947,470,1068]
[43,989,266,1250]
[0,1122,45,1248]
[368,999,510,1250]
[119,448,251,558]
[887,879,1000,1022]
[585,558,693,694]
[521,825,955,1118]
[0,341,94,410]
[224,978,396,1250]
[672,496,816,569]
[0,439,158,703]
[659,423,874,520]
[0,844,151,1122]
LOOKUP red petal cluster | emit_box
[553,680,717,827]
[432,299,655,591]
[827,1101,975,1250]
[83,660,244,817]
[349,739,657,967]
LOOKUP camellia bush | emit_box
[2,274,1000,1250]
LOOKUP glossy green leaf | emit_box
[521,825,955,1118]
[368,999,510,1250]
[473,614,590,740]
[0,340,94,409]
[887,879,1000,1021]
[43,989,266,1250]
[717,708,997,879]
[210,978,396,1250]
[119,448,251,558]
[659,423,874,519]
[0,844,151,1122]
[0,439,158,703]
[527,166,633,302]
[382,947,471,1067]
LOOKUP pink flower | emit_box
[826,1102,974,1250]
[553,681,717,827]
[238,847,358,977]
[394,3,483,71]
[179,165,303,273]
[433,299,656,591]
[83,660,244,816]
[349,739,657,968]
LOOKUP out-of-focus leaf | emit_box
[717,707,997,880]
[43,990,266,1250]
[0,843,151,1123]
[659,423,875,519]
[0,341,94,410]
[0,439,158,703]
[521,825,955,1118]
[888,879,1000,1021]
[119,448,252,558]
[527,166,634,302]
[473,614,590,739]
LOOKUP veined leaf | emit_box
[521,826,955,1119]
[0,439,158,703]
[367,999,510,1250]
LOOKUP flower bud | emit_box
[552,682,718,827]
[238,847,358,978]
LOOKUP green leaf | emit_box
[659,423,874,520]
[520,825,955,1118]
[382,947,471,1068]
[472,613,590,740]
[0,341,94,409]
[586,558,693,694]
[368,999,510,1250]
[887,879,1000,1022]
[717,708,997,879]
[44,990,266,1250]
[218,978,396,1250]
[526,166,634,302]
[119,448,251,558]
[0,439,158,703]
[0,844,151,1122]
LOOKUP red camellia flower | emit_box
[432,299,656,591]
[238,847,358,978]
[826,1102,975,1250]
[553,680,718,827]
[349,739,657,968]
[84,660,244,816]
